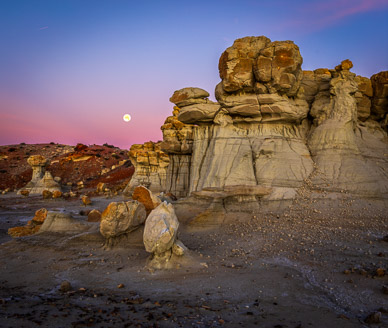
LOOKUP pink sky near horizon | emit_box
[0,0,387,149]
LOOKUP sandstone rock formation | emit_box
[123,142,169,195]
[39,211,91,233]
[127,36,388,209]
[370,71,388,126]
[143,202,183,268]
[17,155,61,195]
[100,201,146,239]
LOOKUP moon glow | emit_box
[123,114,131,122]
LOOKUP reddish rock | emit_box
[81,195,92,206]
[32,208,48,224]
[20,190,29,197]
[74,143,88,152]
[52,190,62,198]
[8,225,41,238]
[87,209,102,222]
[132,186,160,215]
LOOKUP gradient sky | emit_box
[1,0,387,149]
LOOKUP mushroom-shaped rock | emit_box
[170,87,210,107]
[100,201,146,239]
[27,155,49,182]
[143,202,179,255]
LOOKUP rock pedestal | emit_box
[18,155,61,195]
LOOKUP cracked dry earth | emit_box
[0,192,387,328]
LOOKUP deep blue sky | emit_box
[1,0,387,148]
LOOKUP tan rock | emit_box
[96,182,106,193]
[123,141,169,195]
[39,212,91,233]
[169,87,210,107]
[177,102,220,124]
[100,201,146,238]
[219,36,271,92]
[143,202,179,255]
[81,195,92,206]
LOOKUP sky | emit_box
[0,0,387,149]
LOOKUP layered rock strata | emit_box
[123,142,169,195]
[127,36,388,205]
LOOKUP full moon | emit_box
[123,114,131,122]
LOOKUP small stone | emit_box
[59,281,72,292]
[87,209,102,222]
[52,190,62,198]
[42,190,53,199]
[376,268,386,277]
[117,283,124,289]
[96,182,105,193]
[364,311,381,324]
[172,240,188,256]
[20,190,29,197]
[81,195,92,206]
[32,208,48,224]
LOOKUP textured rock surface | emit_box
[143,202,179,255]
[132,186,161,215]
[370,71,388,125]
[87,209,102,222]
[100,201,146,239]
[39,212,91,233]
[160,107,195,198]
[123,142,169,195]
[157,37,388,204]
[308,63,388,196]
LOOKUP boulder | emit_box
[100,201,146,238]
[132,186,161,215]
[219,36,271,92]
[169,87,210,107]
[143,202,179,255]
[32,208,48,224]
[42,190,53,199]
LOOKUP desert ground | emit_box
[0,188,387,328]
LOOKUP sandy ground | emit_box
[0,192,387,328]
